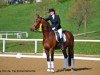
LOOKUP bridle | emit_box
[33,17,51,32]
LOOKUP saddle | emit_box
[54,30,67,42]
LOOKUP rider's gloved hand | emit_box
[52,27,55,30]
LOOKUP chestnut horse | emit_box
[31,15,74,72]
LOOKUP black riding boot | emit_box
[60,38,64,50]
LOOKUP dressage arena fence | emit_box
[0,38,100,61]
[0,31,29,39]
[0,53,100,61]
[0,38,100,53]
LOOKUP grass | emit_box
[0,41,100,55]
[75,42,100,55]
[75,31,100,40]
[0,0,100,55]
[0,0,100,39]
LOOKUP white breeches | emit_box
[57,28,62,39]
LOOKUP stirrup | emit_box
[61,46,64,50]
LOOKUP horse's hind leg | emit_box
[68,47,74,71]
[62,49,68,70]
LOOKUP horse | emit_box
[31,15,74,72]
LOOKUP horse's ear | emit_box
[36,14,40,18]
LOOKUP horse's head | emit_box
[31,15,42,31]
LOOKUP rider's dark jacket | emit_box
[45,15,61,30]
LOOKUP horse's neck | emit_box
[43,31,49,40]
[41,20,51,40]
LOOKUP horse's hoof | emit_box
[47,69,50,72]
[71,68,75,71]
[63,68,67,71]
[51,69,55,73]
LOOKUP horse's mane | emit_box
[42,18,52,31]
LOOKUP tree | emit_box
[68,0,92,35]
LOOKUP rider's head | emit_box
[48,8,55,15]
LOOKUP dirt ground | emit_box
[0,57,100,75]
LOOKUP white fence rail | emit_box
[0,39,43,53]
[0,31,28,39]
[0,39,100,53]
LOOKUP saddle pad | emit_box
[55,31,67,42]
[55,31,60,42]
[62,33,67,42]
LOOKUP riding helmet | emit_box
[48,8,55,13]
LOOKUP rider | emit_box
[45,8,64,50]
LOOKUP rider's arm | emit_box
[55,15,61,29]
[44,16,50,21]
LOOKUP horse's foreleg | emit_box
[45,50,50,72]
[50,49,54,72]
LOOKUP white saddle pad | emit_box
[62,33,67,42]
[55,32,67,42]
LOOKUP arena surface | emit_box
[0,57,100,75]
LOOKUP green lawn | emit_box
[0,0,100,39]
[0,41,100,55]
